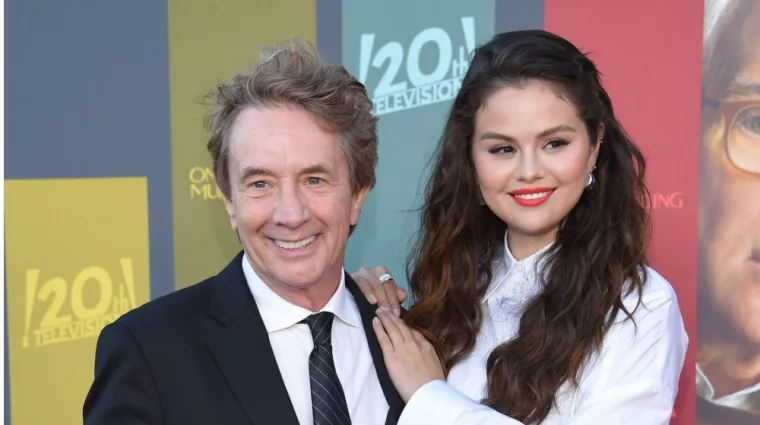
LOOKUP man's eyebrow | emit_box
[239,167,275,182]
[238,165,335,181]
[726,77,760,98]
[300,164,333,176]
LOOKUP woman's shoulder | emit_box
[624,265,677,299]
[602,266,687,359]
[583,266,688,404]
[618,266,683,319]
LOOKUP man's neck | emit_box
[699,329,760,398]
[279,282,341,312]
[263,270,344,312]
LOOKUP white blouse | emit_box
[398,236,689,425]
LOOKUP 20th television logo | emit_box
[22,258,137,348]
[359,17,476,116]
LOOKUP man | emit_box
[83,40,404,425]
[698,0,760,422]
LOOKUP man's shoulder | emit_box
[114,275,217,334]
[114,252,247,335]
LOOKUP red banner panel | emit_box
[545,1,703,424]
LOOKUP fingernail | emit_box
[372,317,379,324]
[368,295,378,303]
[394,308,401,316]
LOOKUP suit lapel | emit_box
[345,273,406,424]
[205,251,300,425]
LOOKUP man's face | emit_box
[700,6,760,344]
[223,106,368,296]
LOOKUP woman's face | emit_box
[471,80,599,246]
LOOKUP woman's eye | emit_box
[546,139,569,149]
[488,145,515,155]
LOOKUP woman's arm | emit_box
[372,281,688,425]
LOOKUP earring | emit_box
[586,172,595,187]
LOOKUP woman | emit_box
[353,30,688,424]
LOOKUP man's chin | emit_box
[733,305,760,345]
[740,329,760,347]
[741,259,760,286]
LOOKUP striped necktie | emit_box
[303,312,352,425]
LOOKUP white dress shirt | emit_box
[242,256,389,425]
[399,234,689,425]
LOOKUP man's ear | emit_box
[350,186,371,226]
[223,191,237,231]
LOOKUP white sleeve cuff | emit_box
[398,380,484,425]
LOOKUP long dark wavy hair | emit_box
[403,30,650,424]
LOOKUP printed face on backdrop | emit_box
[700,2,760,344]
[223,106,368,299]
[471,81,599,249]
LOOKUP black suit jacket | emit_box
[83,251,405,425]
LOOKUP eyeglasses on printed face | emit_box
[703,98,760,175]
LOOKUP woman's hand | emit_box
[351,266,407,316]
[372,309,444,403]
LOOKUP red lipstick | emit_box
[508,187,555,207]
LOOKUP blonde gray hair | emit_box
[204,39,378,199]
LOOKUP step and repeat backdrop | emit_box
[5,0,758,424]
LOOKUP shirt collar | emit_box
[501,230,554,274]
[483,231,554,303]
[697,362,760,402]
[241,254,361,333]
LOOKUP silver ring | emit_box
[378,273,394,283]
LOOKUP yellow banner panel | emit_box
[168,0,317,289]
[5,177,151,425]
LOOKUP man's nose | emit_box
[271,182,311,228]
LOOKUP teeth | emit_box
[275,236,316,250]
[514,191,552,200]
